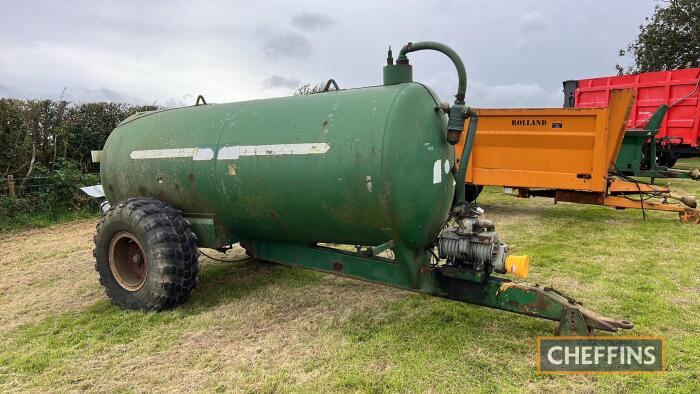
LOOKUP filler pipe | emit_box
[396,42,469,145]
[397,41,467,104]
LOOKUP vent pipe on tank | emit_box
[384,41,469,145]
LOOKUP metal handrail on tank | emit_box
[323,79,339,92]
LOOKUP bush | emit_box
[0,98,159,232]
[0,98,157,175]
[1,159,100,232]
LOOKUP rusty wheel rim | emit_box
[108,231,148,291]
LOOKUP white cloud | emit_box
[516,11,547,51]
[162,94,196,108]
[291,12,334,32]
[256,26,312,60]
[0,84,22,99]
[63,87,142,104]
[422,71,561,108]
[519,11,547,34]
[263,75,301,89]
[468,80,563,108]
[0,83,198,108]
[0,84,140,104]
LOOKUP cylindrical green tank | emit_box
[88,42,633,336]
[101,82,454,250]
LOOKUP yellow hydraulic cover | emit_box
[458,89,635,192]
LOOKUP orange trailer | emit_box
[458,89,699,223]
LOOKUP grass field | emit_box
[0,209,97,234]
[1,159,699,393]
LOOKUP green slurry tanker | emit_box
[85,41,632,336]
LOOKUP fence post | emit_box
[8,175,16,216]
[8,175,15,198]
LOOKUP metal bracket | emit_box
[558,307,590,336]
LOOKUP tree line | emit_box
[619,0,699,74]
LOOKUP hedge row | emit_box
[0,98,158,230]
[0,98,157,178]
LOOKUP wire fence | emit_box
[0,174,99,197]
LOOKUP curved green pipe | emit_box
[397,41,467,104]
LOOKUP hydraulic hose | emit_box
[397,41,467,104]
[455,109,478,205]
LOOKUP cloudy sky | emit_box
[0,0,657,108]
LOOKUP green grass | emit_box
[675,156,699,169]
[0,208,98,234]
[0,160,699,392]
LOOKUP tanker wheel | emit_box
[93,198,199,311]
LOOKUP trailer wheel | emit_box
[465,184,483,203]
[659,151,678,168]
[93,198,199,311]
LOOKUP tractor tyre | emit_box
[93,198,199,311]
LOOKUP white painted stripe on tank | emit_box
[130,148,197,160]
[217,143,331,160]
[192,148,215,161]
[433,159,442,184]
[130,143,330,161]
[217,146,240,160]
[130,147,215,161]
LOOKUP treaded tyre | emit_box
[93,198,199,311]
[657,149,678,168]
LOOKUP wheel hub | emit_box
[108,231,148,291]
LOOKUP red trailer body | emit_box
[565,68,700,153]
